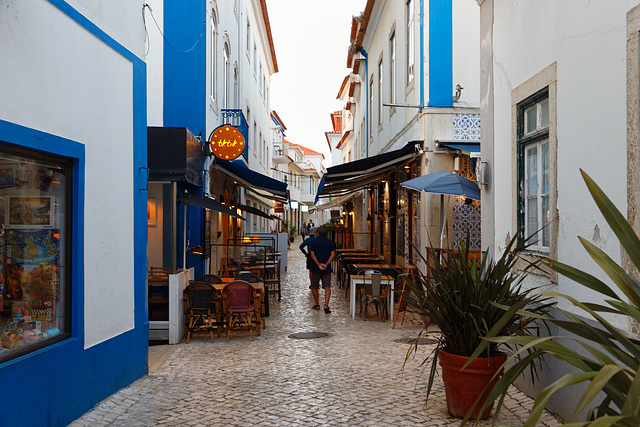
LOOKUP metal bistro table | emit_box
[349,274,395,321]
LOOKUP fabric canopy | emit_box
[178,193,245,220]
[401,170,481,200]
[437,140,480,155]
[237,203,272,220]
[315,140,421,203]
[212,158,289,202]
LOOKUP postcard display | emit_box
[0,156,64,353]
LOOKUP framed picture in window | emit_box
[6,196,54,228]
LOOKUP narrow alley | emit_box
[70,242,561,426]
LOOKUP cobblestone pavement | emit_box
[71,237,562,426]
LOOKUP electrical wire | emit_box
[142,3,206,56]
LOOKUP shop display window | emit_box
[0,144,71,362]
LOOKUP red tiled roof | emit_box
[271,110,287,130]
[284,139,325,159]
[260,0,278,73]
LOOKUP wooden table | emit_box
[349,274,395,321]
[352,263,393,271]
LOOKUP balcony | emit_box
[272,144,288,164]
[221,109,249,160]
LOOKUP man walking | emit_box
[308,226,335,313]
[299,227,318,307]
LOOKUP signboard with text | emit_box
[208,125,245,160]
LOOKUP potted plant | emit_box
[403,234,554,421]
[288,226,297,243]
[476,170,640,425]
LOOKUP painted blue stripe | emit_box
[0,2,149,425]
[428,0,453,107]
[164,1,208,277]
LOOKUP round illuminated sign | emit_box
[209,126,245,160]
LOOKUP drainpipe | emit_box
[359,46,369,158]
[420,0,424,109]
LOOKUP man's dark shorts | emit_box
[309,271,331,289]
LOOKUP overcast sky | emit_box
[267,1,365,168]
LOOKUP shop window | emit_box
[0,143,71,362]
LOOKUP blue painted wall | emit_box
[428,0,453,107]
[164,0,208,277]
[0,1,149,425]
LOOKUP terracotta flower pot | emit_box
[438,350,507,420]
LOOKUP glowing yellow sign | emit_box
[209,126,245,160]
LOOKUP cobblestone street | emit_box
[71,239,562,426]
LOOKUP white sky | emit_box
[267,0,366,168]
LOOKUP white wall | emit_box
[0,0,139,347]
[145,0,164,126]
[486,0,636,328]
[452,0,480,108]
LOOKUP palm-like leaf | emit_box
[483,170,640,426]
[401,233,554,420]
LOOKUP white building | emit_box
[320,0,480,264]
[0,1,148,425]
[145,0,285,280]
[478,0,640,419]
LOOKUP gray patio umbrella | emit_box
[401,171,481,247]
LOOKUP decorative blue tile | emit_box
[453,197,481,250]
[453,114,481,140]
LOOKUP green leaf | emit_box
[582,169,640,274]
[524,372,597,427]
[579,238,640,308]
[571,365,624,421]
[542,257,620,300]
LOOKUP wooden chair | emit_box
[264,259,282,301]
[183,281,218,343]
[392,266,429,329]
[221,280,259,342]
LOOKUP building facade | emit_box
[477,0,640,419]
[0,1,148,425]
[320,0,481,267]
[145,0,285,280]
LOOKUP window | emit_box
[389,31,396,104]
[233,67,239,108]
[369,77,374,142]
[246,21,250,53]
[518,89,550,252]
[0,144,71,363]
[406,0,414,84]
[210,13,217,103]
[378,58,383,125]
[253,44,257,76]
[223,44,230,109]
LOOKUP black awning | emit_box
[237,204,272,220]
[178,193,245,220]
[316,140,422,201]
[270,215,283,221]
[212,159,289,202]
[148,127,203,186]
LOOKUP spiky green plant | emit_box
[401,233,555,414]
[471,170,640,426]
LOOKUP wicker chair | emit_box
[183,281,218,343]
[221,280,258,342]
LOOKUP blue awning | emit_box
[212,158,289,202]
[436,140,480,154]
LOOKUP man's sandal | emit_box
[312,305,321,310]
[324,305,331,314]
